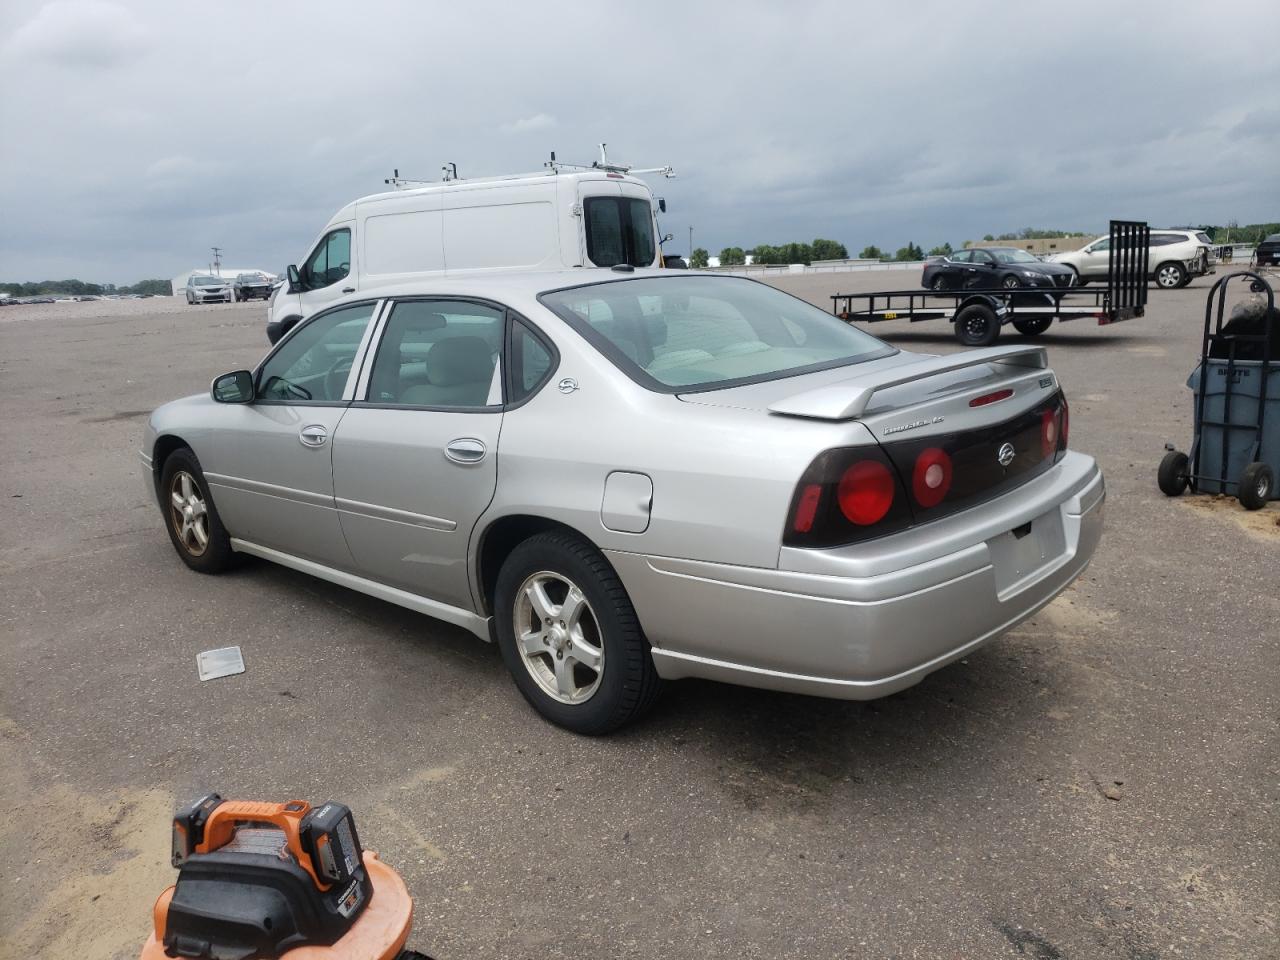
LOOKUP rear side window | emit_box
[365,300,503,408]
[509,319,555,403]
[584,197,655,267]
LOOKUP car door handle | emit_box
[342,287,355,293]
[445,438,486,464]
[299,424,328,447]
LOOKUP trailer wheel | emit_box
[1157,451,1190,497]
[1154,262,1186,289]
[1238,462,1273,510]
[954,304,1000,347]
[1012,317,1052,336]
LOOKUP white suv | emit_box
[1049,230,1216,289]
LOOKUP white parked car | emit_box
[1048,230,1216,289]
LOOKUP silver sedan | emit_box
[142,270,1104,733]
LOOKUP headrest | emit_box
[426,337,493,387]
[391,305,447,332]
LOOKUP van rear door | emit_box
[578,181,657,268]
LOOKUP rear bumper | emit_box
[607,451,1104,700]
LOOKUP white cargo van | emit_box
[267,169,665,343]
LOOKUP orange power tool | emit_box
[139,794,431,960]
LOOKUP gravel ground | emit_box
[0,276,1276,959]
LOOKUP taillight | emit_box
[792,484,822,534]
[911,447,953,509]
[784,448,912,547]
[837,460,895,525]
[1040,407,1058,457]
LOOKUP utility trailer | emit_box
[831,220,1150,347]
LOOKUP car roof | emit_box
[327,268,747,306]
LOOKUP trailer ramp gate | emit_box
[1104,219,1150,324]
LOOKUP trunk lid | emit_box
[680,347,1069,546]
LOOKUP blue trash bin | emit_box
[1188,359,1280,497]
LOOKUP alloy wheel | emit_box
[513,571,604,704]
[1157,265,1181,288]
[168,470,209,556]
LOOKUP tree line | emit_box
[1,278,173,297]
[696,238,849,268]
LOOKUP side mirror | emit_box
[657,198,667,213]
[286,264,302,292]
[211,370,254,404]
[661,233,673,245]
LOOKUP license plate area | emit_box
[987,508,1066,599]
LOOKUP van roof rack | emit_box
[544,143,674,179]
[383,144,673,191]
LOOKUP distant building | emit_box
[965,236,1094,255]
[170,268,276,296]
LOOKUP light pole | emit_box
[688,226,693,263]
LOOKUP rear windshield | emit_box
[1196,232,1213,245]
[539,275,895,393]
[584,197,655,268]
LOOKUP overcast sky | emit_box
[2,0,1278,283]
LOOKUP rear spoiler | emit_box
[768,346,1048,422]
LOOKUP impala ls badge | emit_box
[997,442,1016,467]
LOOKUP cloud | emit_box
[4,0,148,68]
[501,113,557,134]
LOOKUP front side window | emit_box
[257,302,376,403]
[541,276,894,392]
[584,197,655,267]
[365,300,504,408]
[1089,238,1110,253]
[302,229,352,290]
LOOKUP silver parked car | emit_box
[186,274,233,304]
[142,270,1104,732]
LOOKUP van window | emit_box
[584,197,655,268]
[302,229,351,289]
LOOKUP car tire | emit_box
[186,293,193,305]
[1175,274,1193,289]
[1238,462,1273,511]
[1001,274,1022,289]
[493,531,662,734]
[1157,450,1190,497]
[1012,317,1052,336]
[159,448,236,573]
[954,303,1001,347]
[931,275,949,291]
[1065,266,1081,286]
[1155,262,1186,289]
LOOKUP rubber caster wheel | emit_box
[1157,451,1190,496]
[1238,462,1273,510]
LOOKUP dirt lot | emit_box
[1,276,1276,959]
